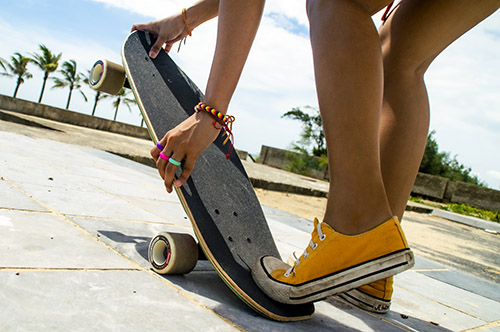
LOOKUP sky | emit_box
[0,0,499,189]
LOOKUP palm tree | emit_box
[0,53,33,98]
[52,60,87,109]
[82,69,105,116]
[31,44,62,103]
[103,88,137,121]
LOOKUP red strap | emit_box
[381,2,394,22]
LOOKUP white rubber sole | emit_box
[253,249,414,305]
[337,288,391,313]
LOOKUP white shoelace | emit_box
[284,218,326,277]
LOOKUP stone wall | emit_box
[258,145,290,169]
[259,145,500,212]
[0,94,150,140]
[258,145,329,180]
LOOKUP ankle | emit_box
[324,210,393,235]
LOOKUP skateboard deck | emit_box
[92,30,314,321]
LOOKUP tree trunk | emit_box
[13,78,21,98]
[113,99,120,121]
[38,73,48,103]
[66,87,73,109]
[91,92,100,116]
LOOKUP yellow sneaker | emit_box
[339,277,393,313]
[252,217,413,304]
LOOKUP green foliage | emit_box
[0,53,33,98]
[282,106,328,177]
[101,88,136,121]
[52,59,87,109]
[282,106,326,157]
[420,131,485,186]
[284,148,328,177]
[31,44,62,103]
[443,203,500,224]
[410,196,499,224]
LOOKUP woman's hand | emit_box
[151,111,220,193]
[132,15,188,57]
[132,0,220,57]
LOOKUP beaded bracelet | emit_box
[195,102,235,159]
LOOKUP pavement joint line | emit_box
[0,267,142,272]
[0,207,51,214]
[461,320,500,332]
[0,206,186,228]
[3,177,246,329]
[63,213,186,227]
[411,268,450,272]
[264,213,304,220]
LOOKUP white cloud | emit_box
[488,170,500,185]
[90,0,186,19]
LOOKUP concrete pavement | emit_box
[1,114,500,331]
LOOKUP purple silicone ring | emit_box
[156,142,165,150]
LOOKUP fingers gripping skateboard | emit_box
[89,59,128,95]
[148,232,199,275]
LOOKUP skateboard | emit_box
[89,30,314,321]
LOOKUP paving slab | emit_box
[0,270,239,332]
[0,209,135,270]
[396,271,500,323]
[413,256,500,303]
[0,180,48,212]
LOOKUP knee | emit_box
[382,49,429,83]
[306,0,333,20]
[380,32,431,80]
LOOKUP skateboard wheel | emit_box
[148,232,198,275]
[89,59,126,95]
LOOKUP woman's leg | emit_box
[307,0,394,235]
[379,0,500,220]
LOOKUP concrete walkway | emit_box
[1,117,500,331]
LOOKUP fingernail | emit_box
[174,180,182,187]
[149,50,157,58]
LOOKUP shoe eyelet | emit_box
[320,234,326,241]
[284,271,291,277]
[311,242,318,250]
[304,251,309,258]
